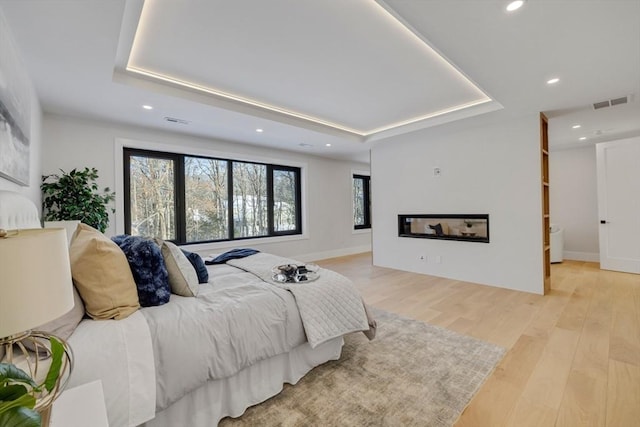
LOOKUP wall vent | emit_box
[593,96,628,110]
[164,116,190,125]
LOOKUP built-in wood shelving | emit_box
[541,112,551,294]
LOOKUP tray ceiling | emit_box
[125,0,494,138]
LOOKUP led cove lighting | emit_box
[256,128,263,133]
[142,105,153,110]
[506,1,524,12]
[547,78,560,85]
[572,124,581,129]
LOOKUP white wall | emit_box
[0,8,42,205]
[371,113,544,294]
[549,145,599,261]
[41,113,370,261]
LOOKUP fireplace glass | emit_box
[398,214,489,243]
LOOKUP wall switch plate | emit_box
[418,254,427,262]
[434,255,442,264]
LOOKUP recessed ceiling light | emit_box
[142,105,153,110]
[547,78,560,85]
[579,137,587,141]
[256,128,263,133]
[506,1,524,12]
[325,143,332,147]
[572,124,581,129]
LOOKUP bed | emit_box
[0,190,375,426]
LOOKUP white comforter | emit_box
[228,253,371,348]
[140,264,306,412]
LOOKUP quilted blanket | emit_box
[228,253,374,348]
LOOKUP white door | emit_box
[596,138,640,273]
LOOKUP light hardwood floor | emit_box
[316,253,640,427]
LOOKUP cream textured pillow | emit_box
[69,223,140,320]
[155,239,199,297]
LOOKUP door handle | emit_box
[600,220,609,224]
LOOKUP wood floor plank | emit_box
[608,273,640,367]
[505,398,557,427]
[606,359,640,426]
[556,371,607,427]
[519,327,581,409]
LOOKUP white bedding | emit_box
[141,266,306,411]
[228,253,371,347]
[67,311,156,427]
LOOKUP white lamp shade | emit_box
[0,228,74,338]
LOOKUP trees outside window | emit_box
[127,154,176,240]
[233,162,267,238]
[124,148,301,244]
[185,156,228,242]
[353,174,371,230]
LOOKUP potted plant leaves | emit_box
[41,167,115,233]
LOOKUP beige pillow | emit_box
[24,287,85,353]
[155,239,199,297]
[33,286,84,339]
[69,223,140,320]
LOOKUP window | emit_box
[124,148,302,244]
[353,174,371,229]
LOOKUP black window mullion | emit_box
[175,155,186,244]
[227,160,234,240]
[123,150,132,235]
[363,176,371,228]
[295,168,302,234]
[267,165,275,235]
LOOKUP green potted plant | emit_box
[0,337,66,427]
[41,167,115,233]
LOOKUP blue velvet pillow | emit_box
[111,235,170,307]
[206,248,260,264]
[181,249,209,284]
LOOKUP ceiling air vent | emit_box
[164,116,190,125]
[592,96,628,110]
[610,96,628,106]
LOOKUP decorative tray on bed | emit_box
[272,263,320,283]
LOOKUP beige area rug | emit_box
[219,309,505,427]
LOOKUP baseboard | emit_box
[296,245,372,262]
[563,251,600,262]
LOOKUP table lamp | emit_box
[0,228,75,425]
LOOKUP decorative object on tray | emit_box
[0,228,75,426]
[41,167,115,233]
[272,263,320,283]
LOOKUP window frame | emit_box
[124,147,302,244]
[353,173,371,230]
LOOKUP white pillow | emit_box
[155,239,199,297]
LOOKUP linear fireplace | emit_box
[398,214,489,243]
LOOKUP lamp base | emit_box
[39,406,52,427]
[0,331,73,426]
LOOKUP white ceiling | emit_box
[1,0,639,163]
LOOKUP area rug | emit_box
[219,309,505,427]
